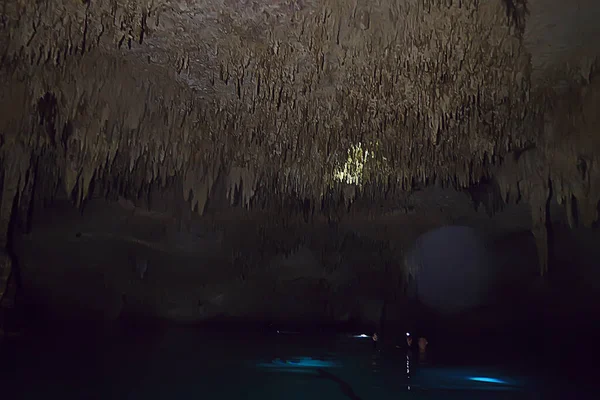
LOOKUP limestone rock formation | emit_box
[0,0,599,325]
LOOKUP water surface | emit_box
[0,324,596,399]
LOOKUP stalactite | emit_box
[532,223,549,277]
[0,0,596,253]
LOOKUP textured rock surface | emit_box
[1,1,599,325]
[15,190,535,324]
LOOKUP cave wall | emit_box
[16,195,403,325]
[553,226,600,291]
[9,181,544,327]
[1,0,599,286]
[1,0,600,331]
[10,180,599,332]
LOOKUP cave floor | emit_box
[0,324,595,400]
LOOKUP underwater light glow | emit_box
[257,357,339,369]
[468,377,507,384]
[353,334,369,338]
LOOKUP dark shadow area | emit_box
[316,368,363,400]
[2,1,600,399]
[405,226,494,315]
[501,0,529,34]
[2,172,600,400]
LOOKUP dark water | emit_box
[0,323,597,399]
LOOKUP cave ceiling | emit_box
[0,0,599,274]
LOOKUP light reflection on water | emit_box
[0,326,590,399]
[255,350,522,395]
[257,356,340,369]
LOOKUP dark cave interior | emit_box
[1,0,600,398]
[4,176,600,346]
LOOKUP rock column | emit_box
[0,155,21,335]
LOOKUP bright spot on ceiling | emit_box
[333,141,387,186]
[333,142,369,185]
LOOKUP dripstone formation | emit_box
[0,1,599,325]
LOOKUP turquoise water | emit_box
[0,325,595,399]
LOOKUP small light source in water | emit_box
[468,377,507,384]
[354,334,369,338]
[406,332,410,336]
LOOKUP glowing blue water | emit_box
[0,327,594,399]
[257,357,340,368]
[469,377,507,384]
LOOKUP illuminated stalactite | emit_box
[332,141,391,188]
[0,0,598,280]
[333,142,368,186]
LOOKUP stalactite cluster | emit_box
[0,0,599,278]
